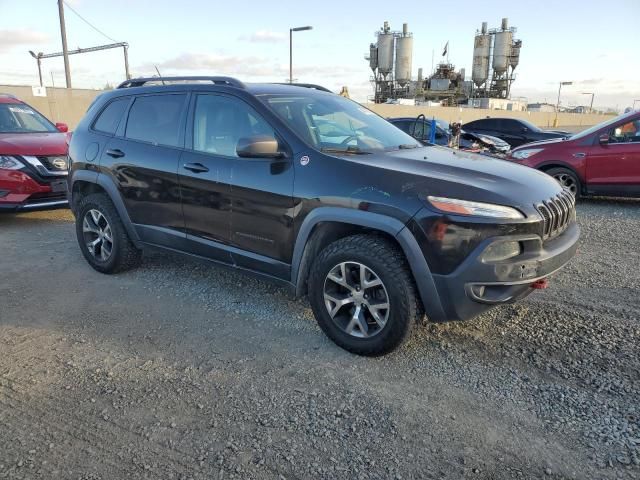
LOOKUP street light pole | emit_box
[289,26,312,84]
[57,0,72,88]
[29,50,43,87]
[555,81,573,127]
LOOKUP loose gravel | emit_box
[0,198,638,479]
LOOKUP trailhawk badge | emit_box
[300,155,310,166]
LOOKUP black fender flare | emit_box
[291,207,447,322]
[70,170,142,247]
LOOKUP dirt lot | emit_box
[1,200,639,480]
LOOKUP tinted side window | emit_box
[501,119,523,132]
[125,94,187,147]
[467,119,495,130]
[93,98,129,135]
[193,95,275,157]
[609,120,640,143]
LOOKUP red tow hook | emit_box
[531,278,549,289]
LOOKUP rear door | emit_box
[586,119,640,195]
[101,93,188,245]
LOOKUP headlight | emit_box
[481,241,522,262]
[0,155,25,170]
[478,136,495,145]
[427,196,524,219]
[512,148,544,160]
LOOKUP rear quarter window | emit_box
[93,98,130,135]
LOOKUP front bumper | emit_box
[0,169,68,212]
[431,221,580,321]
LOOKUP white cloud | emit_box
[0,29,50,53]
[240,30,286,44]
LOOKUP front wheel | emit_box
[75,193,142,273]
[546,167,581,198]
[307,234,421,356]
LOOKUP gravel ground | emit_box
[0,199,638,480]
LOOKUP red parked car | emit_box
[0,94,70,212]
[509,110,640,198]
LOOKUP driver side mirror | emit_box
[55,122,69,133]
[236,135,283,159]
[598,133,609,145]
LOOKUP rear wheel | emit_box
[308,234,420,356]
[75,193,142,273]
[546,167,581,198]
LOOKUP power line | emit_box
[62,1,119,44]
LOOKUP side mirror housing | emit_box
[598,133,609,145]
[236,135,283,159]
[55,122,69,133]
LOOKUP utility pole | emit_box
[57,0,72,88]
[581,92,595,113]
[123,44,131,79]
[555,81,572,127]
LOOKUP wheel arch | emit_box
[70,171,141,247]
[291,207,447,322]
[537,162,584,194]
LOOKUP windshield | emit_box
[0,103,57,133]
[258,93,421,152]
[570,111,637,141]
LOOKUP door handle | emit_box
[106,149,125,158]
[573,152,586,158]
[183,162,209,173]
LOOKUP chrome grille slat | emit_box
[535,190,575,241]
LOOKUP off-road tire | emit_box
[75,193,142,274]
[308,234,420,356]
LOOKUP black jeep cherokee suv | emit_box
[68,76,579,356]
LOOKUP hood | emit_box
[512,136,571,151]
[349,145,563,211]
[0,131,69,156]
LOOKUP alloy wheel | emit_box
[82,209,113,261]
[323,262,390,338]
[553,173,577,196]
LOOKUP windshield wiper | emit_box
[320,146,371,155]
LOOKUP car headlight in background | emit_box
[481,241,522,262]
[427,196,525,219]
[511,148,544,160]
[0,155,25,170]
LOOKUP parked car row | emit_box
[388,116,511,157]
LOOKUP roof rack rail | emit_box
[273,83,332,93]
[117,76,246,89]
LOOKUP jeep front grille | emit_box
[536,189,575,241]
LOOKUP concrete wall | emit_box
[2,84,612,130]
[1,85,100,129]
[366,103,612,129]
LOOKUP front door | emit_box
[586,118,640,195]
[183,94,294,279]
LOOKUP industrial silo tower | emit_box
[471,18,522,100]
[472,22,491,89]
[394,23,413,86]
[367,21,415,103]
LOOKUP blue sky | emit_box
[1,0,638,109]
